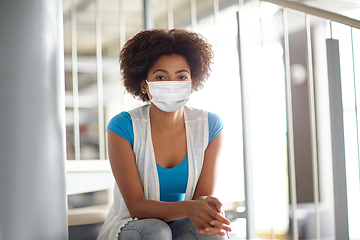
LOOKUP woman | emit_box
[97,28,231,240]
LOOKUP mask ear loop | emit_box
[142,80,150,100]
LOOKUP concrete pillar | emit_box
[0,0,68,239]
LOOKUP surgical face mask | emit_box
[146,80,191,112]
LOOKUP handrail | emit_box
[263,0,360,30]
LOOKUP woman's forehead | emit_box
[149,54,190,73]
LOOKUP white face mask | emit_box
[146,80,191,112]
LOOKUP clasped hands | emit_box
[188,196,232,237]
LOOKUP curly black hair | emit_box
[119,28,214,102]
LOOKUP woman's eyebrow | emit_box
[153,69,168,74]
[153,69,190,74]
[175,70,190,74]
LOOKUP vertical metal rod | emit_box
[213,0,219,25]
[143,0,154,30]
[71,0,81,160]
[305,14,321,240]
[283,8,299,240]
[237,1,257,238]
[258,0,264,48]
[326,38,350,240]
[118,0,127,116]
[191,0,197,31]
[119,0,126,48]
[167,0,174,29]
[350,28,360,186]
[212,0,220,53]
[330,21,333,39]
[95,0,106,160]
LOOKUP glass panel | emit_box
[104,0,144,123]
[196,0,214,30]
[64,10,74,159]
[66,108,75,160]
[123,0,143,41]
[311,15,338,240]
[258,3,288,237]
[173,0,192,29]
[76,3,99,160]
[64,0,144,161]
[286,8,314,208]
[153,0,168,29]
[101,0,122,160]
[351,26,360,240]
[78,107,100,159]
[238,1,288,238]
[101,0,121,58]
[64,0,75,160]
[332,22,360,240]
[187,4,246,239]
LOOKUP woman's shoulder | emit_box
[207,111,224,142]
[208,111,224,128]
[108,111,132,127]
[207,111,222,123]
[107,111,134,146]
[107,111,133,135]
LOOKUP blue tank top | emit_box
[107,109,223,202]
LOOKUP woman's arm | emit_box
[191,131,232,236]
[193,130,224,200]
[108,130,230,228]
[108,130,184,220]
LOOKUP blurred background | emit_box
[62,0,360,239]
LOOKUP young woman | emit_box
[97,28,232,240]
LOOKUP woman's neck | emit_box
[149,103,185,132]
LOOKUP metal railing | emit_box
[253,0,360,239]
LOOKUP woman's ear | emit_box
[140,80,147,94]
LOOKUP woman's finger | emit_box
[200,226,227,236]
[208,209,231,226]
[209,220,232,232]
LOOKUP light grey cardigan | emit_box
[97,105,209,240]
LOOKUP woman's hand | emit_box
[205,196,223,213]
[199,197,231,236]
[186,197,231,236]
[189,131,231,236]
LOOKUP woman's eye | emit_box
[156,76,165,80]
[179,76,187,80]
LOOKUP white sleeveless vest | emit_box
[97,105,209,240]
